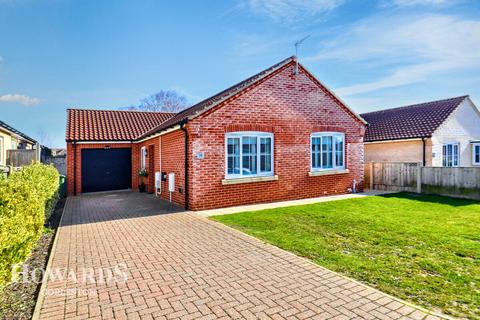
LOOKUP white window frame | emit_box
[225,131,274,179]
[310,132,345,172]
[442,143,460,167]
[472,143,480,166]
[140,146,147,170]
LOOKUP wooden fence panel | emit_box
[368,162,419,192]
[6,149,38,167]
[365,162,480,200]
[422,167,480,200]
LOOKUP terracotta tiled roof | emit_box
[66,109,175,142]
[361,96,468,142]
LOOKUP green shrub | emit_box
[0,163,59,286]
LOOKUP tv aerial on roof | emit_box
[294,35,310,75]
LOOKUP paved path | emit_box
[196,190,394,217]
[37,192,442,320]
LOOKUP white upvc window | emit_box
[311,132,345,171]
[225,132,274,179]
[442,143,460,167]
[472,143,480,165]
[140,146,147,170]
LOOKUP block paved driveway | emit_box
[38,192,442,320]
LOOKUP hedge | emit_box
[0,163,60,286]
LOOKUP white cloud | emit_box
[306,14,480,95]
[245,0,345,22]
[0,94,41,106]
[392,0,448,6]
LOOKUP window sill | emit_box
[222,175,278,185]
[309,169,349,177]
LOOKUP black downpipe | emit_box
[180,120,189,210]
[422,138,426,166]
[73,141,77,196]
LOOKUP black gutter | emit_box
[179,119,189,210]
[73,141,77,196]
[422,138,426,166]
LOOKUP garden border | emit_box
[31,197,68,320]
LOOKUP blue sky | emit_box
[1,0,479,147]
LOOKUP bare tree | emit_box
[133,90,188,113]
[37,128,52,147]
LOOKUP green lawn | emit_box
[211,193,480,319]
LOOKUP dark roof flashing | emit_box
[0,120,37,144]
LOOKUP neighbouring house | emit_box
[66,56,367,210]
[361,96,480,167]
[50,148,67,156]
[0,120,37,166]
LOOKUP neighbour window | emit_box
[442,143,459,167]
[225,132,274,179]
[473,143,480,165]
[311,132,345,171]
[140,146,147,170]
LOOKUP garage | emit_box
[81,148,132,193]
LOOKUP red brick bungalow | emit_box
[66,56,367,210]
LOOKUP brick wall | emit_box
[158,129,186,206]
[186,63,366,210]
[66,142,137,196]
[132,130,187,206]
[135,137,161,193]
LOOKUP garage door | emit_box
[81,148,132,193]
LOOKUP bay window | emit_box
[311,132,345,171]
[225,132,273,179]
[442,143,459,167]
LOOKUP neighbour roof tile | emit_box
[360,96,468,142]
[66,109,175,142]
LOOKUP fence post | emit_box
[35,143,41,163]
[416,162,422,194]
[369,162,374,190]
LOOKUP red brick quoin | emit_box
[66,57,366,210]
